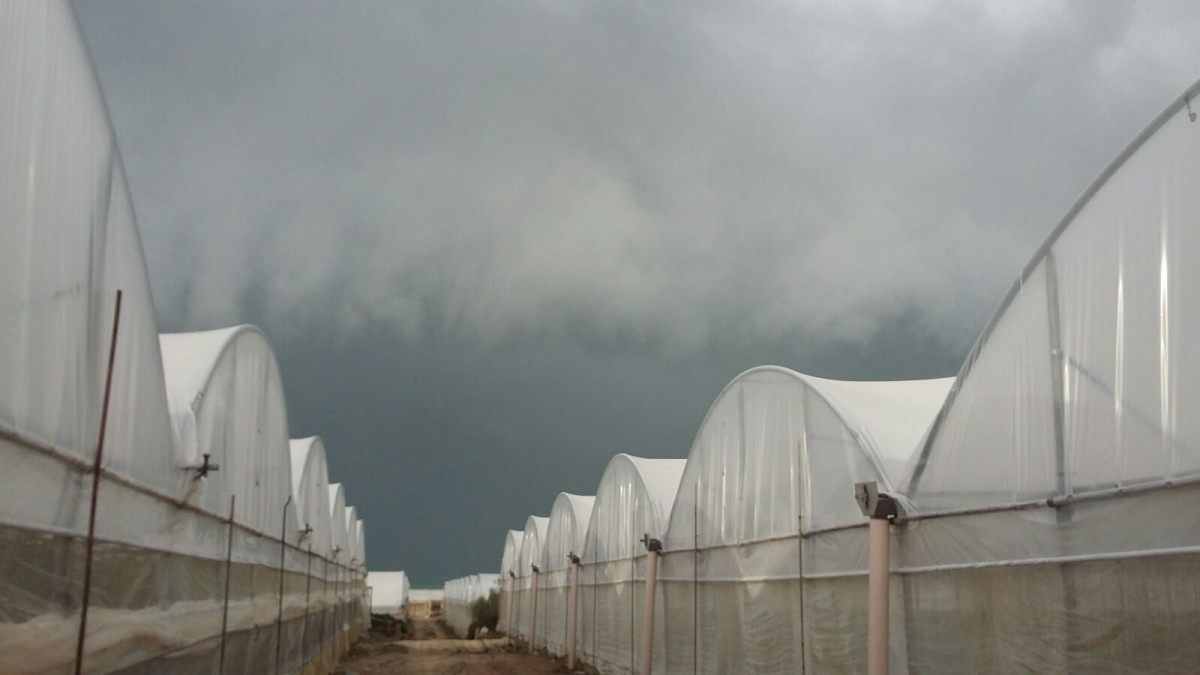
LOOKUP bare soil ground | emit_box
[338,618,577,675]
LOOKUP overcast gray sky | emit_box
[74,0,1200,586]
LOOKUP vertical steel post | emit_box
[74,290,122,675]
[219,496,236,674]
[567,556,580,667]
[529,566,541,653]
[302,544,313,662]
[275,496,291,674]
[797,514,806,675]
[505,572,515,635]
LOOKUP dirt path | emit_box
[341,618,575,675]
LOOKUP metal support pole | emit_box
[797,514,807,675]
[334,557,341,642]
[567,555,581,668]
[506,572,516,635]
[529,565,541,653]
[868,517,890,675]
[693,483,699,675]
[349,558,357,634]
[219,495,236,674]
[856,486,896,675]
[302,544,313,664]
[275,496,291,675]
[74,290,122,675]
[640,537,662,675]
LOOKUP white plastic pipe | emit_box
[529,568,540,653]
[567,562,580,668]
[639,548,660,675]
[868,517,890,675]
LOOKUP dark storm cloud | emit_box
[73,0,1200,583]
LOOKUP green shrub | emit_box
[467,589,500,637]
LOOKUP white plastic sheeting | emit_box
[540,493,595,656]
[491,77,1200,675]
[328,484,349,560]
[579,455,685,675]
[443,573,501,637]
[160,326,298,540]
[887,77,1200,672]
[290,437,334,558]
[498,529,523,634]
[515,515,549,642]
[0,3,369,671]
[345,506,361,569]
[659,368,951,673]
[368,571,410,615]
[0,0,177,502]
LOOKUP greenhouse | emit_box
[367,571,410,616]
[160,326,295,538]
[494,77,1200,675]
[0,4,369,672]
[290,438,334,558]
[885,76,1200,672]
[540,493,596,657]
[658,368,951,673]
[499,529,524,634]
[514,515,550,645]
[578,455,686,675]
[443,573,501,636]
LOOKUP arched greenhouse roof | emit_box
[159,325,295,536]
[542,493,595,572]
[1,0,176,512]
[289,436,333,556]
[356,519,366,568]
[583,454,685,564]
[501,529,523,578]
[328,483,349,558]
[665,367,952,547]
[903,76,1200,512]
[345,505,361,565]
[518,515,549,577]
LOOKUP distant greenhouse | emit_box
[443,573,501,636]
[368,571,410,616]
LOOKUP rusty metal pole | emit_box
[219,495,236,674]
[73,289,122,675]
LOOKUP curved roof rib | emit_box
[904,77,1200,511]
